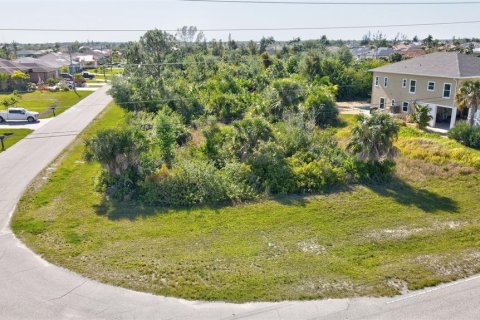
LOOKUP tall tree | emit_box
[455,80,480,126]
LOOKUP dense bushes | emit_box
[448,121,480,149]
[94,30,400,207]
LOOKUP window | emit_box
[384,77,388,87]
[409,80,417,93]
[402,102,409,113]
[375,76,379,87]
[427,81,435,92]
[379,97,385,109]
[402,79,407,88]
[443,83,452,98]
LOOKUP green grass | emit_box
[1,91,93,118]
[0,129,32,152]
[11,107,480,302]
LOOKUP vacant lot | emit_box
[12,106,480,302]
[0,129,32,152]
[1,91,92,118]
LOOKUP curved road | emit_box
[0,86,479,319]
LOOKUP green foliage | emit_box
[0,72,8,81]
[155,109,190,167]
[142,160,255,206]
[73,73,85,83]
[10,70,29,80]
[302,86,338,127]
[249,141,294,194]
[46,78,57,86]
[84,127,148,177]
[455,80,480,126]
[231,117,273,161]
[1,91,21,108]
[412,104,433,129]
[448,121,480,149]
[347,113,400,164]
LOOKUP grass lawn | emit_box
[1,91,92,119]
[12,107,480,302]
[0,129,32,152]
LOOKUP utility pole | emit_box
[68,44,80,97]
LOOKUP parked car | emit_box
[60,73,74,80]
[82,72,95,79]
[0,107,39,123]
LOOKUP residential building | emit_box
[370,52,480,130]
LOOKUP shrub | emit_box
[289,158,347,193]
[248,141,294,194]
[302,86,338,128]
[412,104,432,129]
[142,160,255,206]
[46,78,57,86]
[448,121,480,149]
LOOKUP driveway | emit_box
[0,118,53,130]
[0,85,480,319]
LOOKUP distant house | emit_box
[393,44,426,59]
[0,58,29,75]
[38,52,82,74]
[18,62,58,82]
[370,52,480,130]
[75,54,98,69]
[374,47,394,59]
[1,57,58,83]
[16,49,50,58]
[351,47,394,60]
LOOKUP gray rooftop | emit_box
[371,52,480,78]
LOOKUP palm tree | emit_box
[347,113,399,164]
[455,80,480,127]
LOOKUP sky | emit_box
[0,0,479,43]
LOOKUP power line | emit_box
[181,0,480,5]
[1,20,480,33]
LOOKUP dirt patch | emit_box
[414,250,480,277]
[368,220,468,241]
[297,239,326,255]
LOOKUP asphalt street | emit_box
[0,85,479,319]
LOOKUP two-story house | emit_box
[370,52,480,130]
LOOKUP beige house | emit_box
[370,52,480,130]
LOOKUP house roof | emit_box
[0,58,29,75]
[370,52,480,78]
[18,62,58,73]
[38,52,77,68]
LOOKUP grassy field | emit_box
[0,129,32,152]
[12,107,480,302]
[1,91,92,118]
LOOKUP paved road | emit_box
[0,85,479,319]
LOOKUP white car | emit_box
[0,107,40,123]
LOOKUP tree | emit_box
[10,70,29,90]
[84,128,148,177]
[336,46,353,65]
[388,52,403,63]
[412,104,432,129]
[455,80,480,126]
[303,86,338,128]
[231,117,273,161]
[259,36,275,54]
[347,113,399,164]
